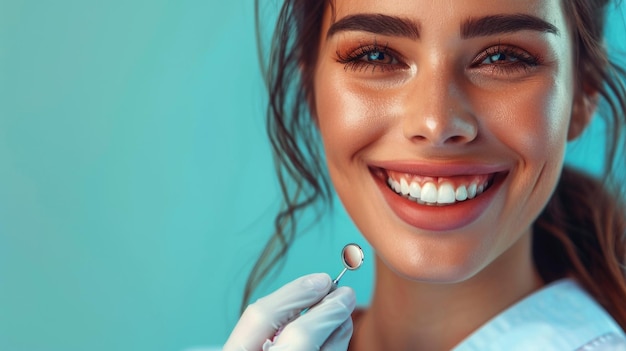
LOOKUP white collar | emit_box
[453,278,625,351]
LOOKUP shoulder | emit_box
[453,279,626,351]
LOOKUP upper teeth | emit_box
[388,177,489,205]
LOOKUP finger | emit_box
[269,286,356,351]
[223,273,332,351]
[321,317,353,351]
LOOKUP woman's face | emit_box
[314,0,578,282]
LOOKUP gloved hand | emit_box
[223,273,356,351]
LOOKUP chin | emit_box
[377,239,497,284]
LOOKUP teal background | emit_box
[0,1,624,350]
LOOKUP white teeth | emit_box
[455,185,468,201]
[421,182,438,203]
[409,182,421,198]
[387,176,491,205]
[467,183,477,199]
[400,178,410,195]
[391,179,401,193]
[388,178,400,193]
[437,183,456,204]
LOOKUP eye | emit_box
[336,43,405,73]
[363,50,395,65]
[481,52,520,64]
[472,45,541,75]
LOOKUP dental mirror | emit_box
[332,243,364,287]
[299,243,365,316]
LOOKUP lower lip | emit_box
[372,170,505,232]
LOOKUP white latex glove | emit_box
[223,273,356,351]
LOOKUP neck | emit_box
[351,233,543,351]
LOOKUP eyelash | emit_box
[336,42,542,75]
[336,43,405,73]
[472,45,542,74]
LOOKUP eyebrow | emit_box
[461,14,559,38]
[326,13,559,41]
[327,14,420,40]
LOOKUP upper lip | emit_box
[369,160,510,177]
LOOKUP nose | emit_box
[403,70,478,146]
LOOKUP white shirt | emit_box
[453,279,626,351]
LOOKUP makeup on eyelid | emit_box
[335,40,544,76]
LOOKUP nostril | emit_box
[409,133,473,146]
[447,135,466,144]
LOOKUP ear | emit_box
[568,89,598,141]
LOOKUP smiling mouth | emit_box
[376,168,497,206]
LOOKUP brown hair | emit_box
[245,0,626,327]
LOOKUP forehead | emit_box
[325,0,568,35]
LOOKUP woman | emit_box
[224,0,626,349]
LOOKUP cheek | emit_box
[479,75,573,253]
[314,68,390,165]
[480,78,572,165]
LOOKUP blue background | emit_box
[0,1,624,350]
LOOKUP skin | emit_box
[312,0,591,349]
